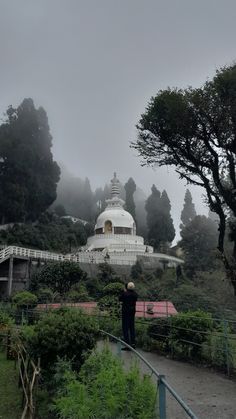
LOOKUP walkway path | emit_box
[109,343,236,419]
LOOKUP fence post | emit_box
[223,319,230,376]
[169,315,174,359]
[158,375,166,419]
[117,340,121,357]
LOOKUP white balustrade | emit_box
[0,245,183,267]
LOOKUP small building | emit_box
[61,215,88,225]
[37,301,178,318]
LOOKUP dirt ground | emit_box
[120,348,236,419]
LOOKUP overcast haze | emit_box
[0,0,236,236]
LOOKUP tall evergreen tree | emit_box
[124,177,136,220]
[160,190,175,248]
[145,185,161,250]
[79,177,94,222]
[145,186,175,250]
[180,215,218,278]
[180,189,196,229]
[0,98,60,223]
[134,187,148,239]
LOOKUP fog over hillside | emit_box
[0,0,233,239]
[54,164,207,243]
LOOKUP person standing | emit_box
[119,282,138,350]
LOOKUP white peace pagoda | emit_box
[82,173,183,269]
[86,173,152,254]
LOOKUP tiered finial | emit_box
[111,172,120,197]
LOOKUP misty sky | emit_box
[0,0,236,236]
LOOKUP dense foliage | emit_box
[145,185,175,250]
[22,308,98,371]
[53,347,157,419]
[0,99,60,223]
[180,189,196,229]
[98,281,124,317]
[0,213,93,253]
[31,261,87,295]
[133,64,236,291]
[11,291,38,308]
[170,310,213,359]
[180,215,218,277]
[124,177,136,221]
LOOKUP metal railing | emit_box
[100,330,198,419]
[1,300,236,375]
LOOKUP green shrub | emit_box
[97,263,120,285]
[54,347,157,419]
[135,319,154,351]
[22,308,99,373]
[36,288,55,303]
[98,281,124,317]
[169,310,213,360]
[30,261,87,295]
[11,291,38,324]
[102,282,124,296]
[97,314,122,337]
[12,291,38,308]
[0,310,14,328]
[0,310,14,348]
[147,318,171,352]
[66,284,91,302]
[131,260,143,279]
[203,324,235,371]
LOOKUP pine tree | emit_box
[145,185,160,250]
[180,189,196,229]
[80,178,94,221]
[124,177,136,220]
[159,190,175,249]
[0,98,60,223]
[145,186,175,251]
[180,215,218,277]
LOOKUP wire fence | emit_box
[0,321,198,419]
[1,300,236,377]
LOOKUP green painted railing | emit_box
[100,330,198,419]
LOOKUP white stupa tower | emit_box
[86,173,153,253]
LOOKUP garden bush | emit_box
[12,291,38,324]
[53,346,157,419]
[12,291,38,307]
[202,322,235,372]
[147,318,171,352]
[98,281,124,317]
[30,261,87,295]
[169,310,213,360]
[22,308,99,373]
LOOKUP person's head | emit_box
[127,281,135,290]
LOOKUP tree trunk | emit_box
[217,212,236,295]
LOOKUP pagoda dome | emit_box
[94,172,136,236]
[95,207,135,232]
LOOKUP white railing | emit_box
[0,246,136,266]
[0,245,183,267]
[0,246,65,262]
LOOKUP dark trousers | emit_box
[122,312,135,345]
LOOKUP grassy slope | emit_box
[0,352,21,419]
